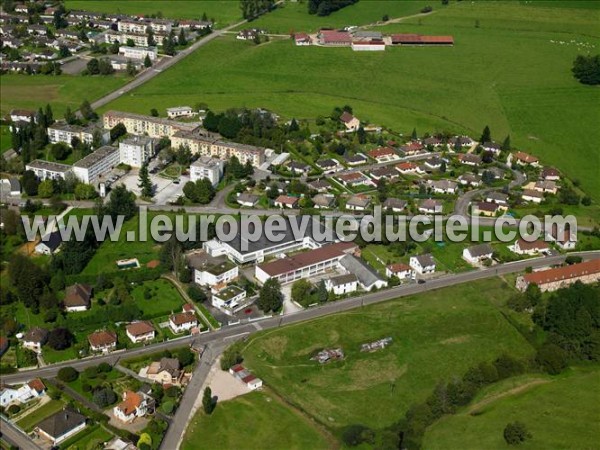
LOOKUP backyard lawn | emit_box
[131,279,186,318]
[16,399,65,432]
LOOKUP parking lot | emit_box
[116,169,187,204]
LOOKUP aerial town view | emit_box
[0,0,599,449]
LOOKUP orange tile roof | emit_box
[523,260,600,286]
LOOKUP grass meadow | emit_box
[241,278,535,431]
[423,366,600,450]
[64,0,242,27]
[101,1,600,201]
[0,74,128,119]
[181,390,333,450]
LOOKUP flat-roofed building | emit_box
[25,159,72,180]
[103,110,199,139]
[73,146,120,184]
[167,106,194,118]
[118,45,158,61]
[48,122,110,147]
[190,156,224,187]
[119,135,155,167]
[212,285,248,315]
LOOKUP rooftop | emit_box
[214,285,245,301]
[187,252,236,275]
[73,146,118,169]
[26,159,72,173]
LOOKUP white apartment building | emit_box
[188,251,239,287]
[166,106,194,118]
[190,156,224,187]
[118,45,158,61]
[72,146,120,184]
[47,122,110,147]
[119,136,155,167]
[212,285,248,315]
[25,159,72,180]
[118,19,172,34]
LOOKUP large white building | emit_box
[25,159,72,180]
[188,251,239,288]
[118,45,158,61]
[211,285,248,315]
[47,122,110,147]
[72,146,120,184]
[190,156,224,187]
[119,136,155,167]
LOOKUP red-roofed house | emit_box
[368,147,399,163]
[274,195,299,209]
[294,33,311,45]
[516,260,600,292]
[339,111,360,131]
[385,263,413,279]
[318,30,351,46]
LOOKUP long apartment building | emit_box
[72,146,120,184]
[516,259,600,293]
[103,111,199,139]
[48,122,110,147]
[117,19,172,34]
[104,30,173,46]
[171,130,266,167]
[25,160,72,180]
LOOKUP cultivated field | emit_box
[101,1,600,201]
[241,278,535,431]
[423,366,600,450]
[182,390,332,450]
[64,0,243,27]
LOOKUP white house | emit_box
[521,189,544,204]
[418,199,443,215]
[36,409,87,445]
[189,252,239,287]
[325,274,358,295]
[88,330,117,353]
[462,244,494,265]
[10,109,35,123]
[512,238,550,255]
[409,254,436,275]
[346,195,371,211]
[236,193,260,207]
[428,180,458,195]
[125,321,156,344]
[35,230,63,255]
[168,312,198,334]
[385,263,413,279]
[0,379,45,407]
[22,327,49,354]
[190,156,224,187]
[340,111,360,131]
[166,106,194,119]
[113,390,151,423]
[212,285,248,315]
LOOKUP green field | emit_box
[423,366,600,450]
[182,391,332,450]
[100,1,600,201]
[64,0,242,27]
[0,125,12,154]
[233,0,431,34]
[0,74,128,119]
[16,399,65,431]
[63,424,113,450]
[241,278,534,431]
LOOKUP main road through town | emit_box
[2,251,598,386]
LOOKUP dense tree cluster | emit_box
[257,278,283,312]
[240,0,275,19]
[85,57,115,75]
[308,0,358,16]
[572,54,600,85]
[183,178,215,204]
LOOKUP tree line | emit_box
[308,0,358,16]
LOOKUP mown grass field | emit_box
[181,390,332,450]
[0,74,128,119]
[16,399,65,431]
[64,0,242,27]
[241,278,534,431]
[130,278,185,318]
[101,1,600,202]
[423,366,600,450]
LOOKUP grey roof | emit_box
[222,217,329,256]
[121,135,154,146]
[26,159,72,173]
[345,154,367,163]
[347,195,371,208]
[191,155,222,169]
[36,408,86,439]
[413,253,435,267]
[466,243,493,258]
[317,159,338,169]
[328,273,358,286]
[353,30,383,39]
[383,198,407,210]
[9,178,20,191]
[73,146,118,169]
[486,192,508,202]
[312,194,335,207]
[236,193,260,205]
[24,327,49,344]
[339,255,384,289]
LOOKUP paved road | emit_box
[0,416,42,450]
[3,250,598,386]
[88,19,248,112]
[159,343,225,450]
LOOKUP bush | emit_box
[504,421,531,445]
[93,388,117,408]
[536,343,568,375]
[98,362,112,373]
[341,425,375,447]
[84,366,98,379]
[177,348,195,367]
[220,344,243,371]
[7,404,21,415]
[565,255,583,265]
[82,382,92,392]
[161,400,174,415]
[57,367,79,382]
[187,285,207,303]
